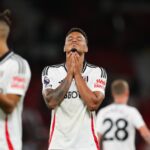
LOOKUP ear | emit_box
[64,46,66,52]
[112,92,115,99]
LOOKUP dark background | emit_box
[0,0,150,149]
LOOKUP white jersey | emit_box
[0,51,31,150]
[42,62,107,150]
[96,103,145,150]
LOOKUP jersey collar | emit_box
[82,61,87,73]
[0,51,14,62]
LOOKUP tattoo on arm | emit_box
[51,79,69,102]
[43,74,72,108]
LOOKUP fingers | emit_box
[66,51,81,76]
[74,52,80,63]
[66,51,73,60]
[66,52,74,76]
[67,51,79,61]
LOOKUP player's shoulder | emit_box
[51,63,65,68]
[9,52,30,73]
[125,105,140,114]
[42,63,65,76]
[97,104,114,115]
[86,62,107,77]
[114,104,141,116]
[86,62,98,68]
[86,62,104,70]
[11,52,28,64]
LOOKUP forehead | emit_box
[66,32,85,39]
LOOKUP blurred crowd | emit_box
[0,0,150,149]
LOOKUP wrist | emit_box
[67,71,73,81]
[74,72,81,79]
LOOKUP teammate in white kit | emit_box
[42,27,107,150]
[0,10,31,150]
[96,79,150,150]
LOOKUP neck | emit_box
[0,40,9,57]
[114,101,127,104]
[114,97,128,104]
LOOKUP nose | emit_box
[72,38,77,42]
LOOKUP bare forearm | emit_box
[142,129,150,144]
[144,136,150,144]
[74,74,104,111]
[43,73,73,109]
[0,94,19,114]
[139,125,150,145]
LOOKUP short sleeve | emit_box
[88,67,107,95]
[41,66,59,91]
[131,108,145,129]
[6,60,31,96]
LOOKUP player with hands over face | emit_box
[42,27,107,150]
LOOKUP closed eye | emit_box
[68,37,73,42]
[77,37,82,41]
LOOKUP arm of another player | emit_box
[0,94,20,114]
[132,108,150,145]
[138,125,150,144]
[97,133,103,149]
[0,60,31,114]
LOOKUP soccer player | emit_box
[0,9,31,150]
[96,79,150,150]
[42,27,107,150]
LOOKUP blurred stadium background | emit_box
[0,0,150,149]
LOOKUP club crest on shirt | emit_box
[44,76,50,86]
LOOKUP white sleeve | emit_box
[42,66,59,91]
[88,67,107,95]
[6,60,31,96]
[131,108,145,129]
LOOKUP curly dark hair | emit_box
[0,9,11,27]
[66,27,88,44]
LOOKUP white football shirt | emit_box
[0,51,31,150]
[42,62,107,150]
[96,103,145,150]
